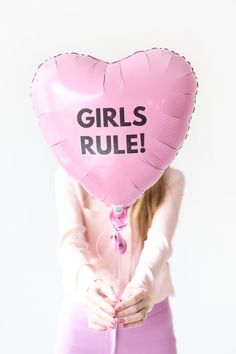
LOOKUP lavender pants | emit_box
[53,295,177,354]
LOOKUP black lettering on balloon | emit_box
[133,106,147,126]
[103,108,118,127]
[120,107,132,126]
[77,106,147,155]
[127,134,138,153]
[114,135,126,154]
[77,108,94,127]
[80,136,96,154]
[96,136,112,154]
[140,133,145,153]
[96,108,101,127]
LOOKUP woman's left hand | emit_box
[114,285,151,328]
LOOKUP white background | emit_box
[0,1,235,353]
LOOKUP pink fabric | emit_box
[54,165,185,310]
[53,295,177,354]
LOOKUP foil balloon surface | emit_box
[30,48,198,208]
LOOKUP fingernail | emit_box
[119,318,125,323]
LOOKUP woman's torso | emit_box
[60,167,176,305]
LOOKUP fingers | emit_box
[92,325,107,331]
[115,287,147,313]
[119,306,149,328]
[105,296,118,307]
[89,293,115,319]
[86,303,116,328]
[87,313,108,331]
[99,282,117,303]
[114,286,151,329]
[116,298,149,318]
[88,288,116,317]
[84,279,119,331]
[86,282,116,328]
[123,319,144,328]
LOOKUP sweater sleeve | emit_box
[54,166,99,301]
[128,168,185,310]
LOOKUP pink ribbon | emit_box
[109,206,129,255]
[108,205,130,352]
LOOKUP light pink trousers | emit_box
[53,295,177,354]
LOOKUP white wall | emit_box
[0,0,235,353]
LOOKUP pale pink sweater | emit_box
[54,165,185,312]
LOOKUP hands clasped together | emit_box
[82,278,151,331]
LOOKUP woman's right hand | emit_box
[83,279,118,331]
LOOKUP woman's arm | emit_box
[128,168,185,307]
[54,166,99,301]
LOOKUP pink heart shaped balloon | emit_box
[30,47,198,208]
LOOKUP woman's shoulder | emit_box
[55,166,79,186]
[55,165,69,179]
[164,166,185,187]
[55,166,90,200]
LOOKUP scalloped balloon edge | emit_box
[29,46,199,162]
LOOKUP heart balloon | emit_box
[30,47,198,208]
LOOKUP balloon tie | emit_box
[109,205,129,255]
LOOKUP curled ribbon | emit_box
[109,205,129,255]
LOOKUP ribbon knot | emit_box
[109,205,129,255]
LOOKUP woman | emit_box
[53,165,185,354]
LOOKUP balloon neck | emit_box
[111,204,124,216]
[109,204,129,229]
